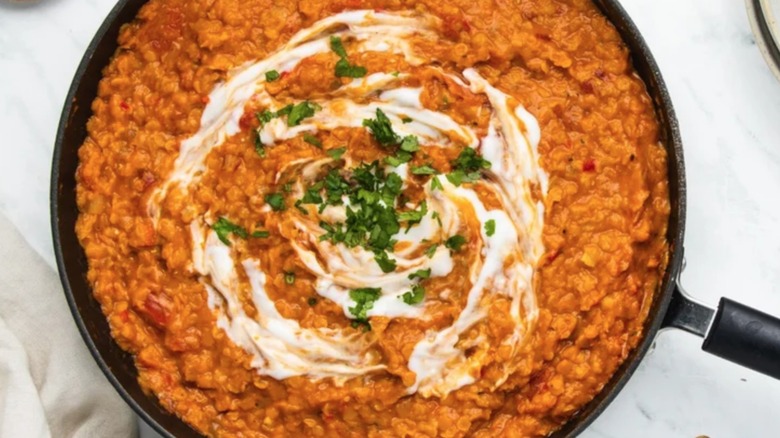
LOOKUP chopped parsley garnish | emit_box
[303,162,403,271]
[284,272,296,285]
[445,234,467,252]
[400,135,419,152]
[265,70,280,82]
[431,211,442,227]
[327,147,347,159]
[348,287,381,326]
[401,285,425,305]
[330,36,367,78]
[251,230,270,238]
[424,244,439,258]
[212,217,248,245]
[431,176,443,190]
[411,164,438,175]
[485,219,496,237]
[446,147,491,186]
[307,297,318,306]
[255,101,320,129]
[401,116,413,123]
[398,200,427,226]
[287,101,320,126]
[408,268,431,280]
[265,193,286,211]
[363,108,399,146]
[384,151,412,167]
[303,133,322,148]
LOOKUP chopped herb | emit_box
[363,108,399,146]
[251,230,270,238]
[401,285,425,305]
[398,200,427,225]
[445,234,467,252]
[400,135,419,152]
[327,147,347,159]
[294,199,308,215]
[265,193,286,211]
[424,244,438,258]
[391,71,400,77]
[348,287,381,322]
[287,101,320,126]
[330,35,348,58]
[431,176,443,190]
[330,36,367,78]
[408,268,431,281]
[212,217,248,245]
[335,59,368,78]
[303,133,322,148]
[256,110,276,125]
[307,297,318,306]
[431,211,442,227]
[445,169,480,186]
[282,182,293,193]
[411,164,438,175]
[374,251,397,273]
[446,147,491,185]
[485,219,496,237]
[284,272,296,284]
[384,151,412,167]
[401,116,413,123]
[351,319,372,331]
[265,70,280,82]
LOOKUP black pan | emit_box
[50,0,780,436]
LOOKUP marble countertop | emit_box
[2,0,779,436]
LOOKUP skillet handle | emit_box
[665,285,780,379]
[702,298,780,379]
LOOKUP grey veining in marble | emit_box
[1,0,779,436]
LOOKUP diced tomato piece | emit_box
[582,158,596,172]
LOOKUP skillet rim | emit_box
[50,1,686,436]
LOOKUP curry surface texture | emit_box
[75,0,670,436]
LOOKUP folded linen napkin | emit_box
[0,212,137,437]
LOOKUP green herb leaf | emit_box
[362,108,399,146]
[330,36,348,58]
[411,164,438,175]
[398,200,427,224]
[265,70,280,82]
[445,169,481,186]
[303,133,322,148]
[485,219,496,237]
[402,285,425,305]
[432,211,442,227]
[212,217,248,245]
[265,193,286,211]
[424,244,438,258]
[348,287,382,321]
[251,230,270,238]
[307,297,318,306]
[445,234,467,252]
[431,176,443,190]
[327,147,347,159]
[401,116,413,123]
[384,151,412,167]
[335,58,367,78]
[374,251,397,273]
[400,135,419,152]
[287,101,320,127]
[284,272,295,285]
[408,268,431,280]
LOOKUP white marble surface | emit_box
[2,0,780,436]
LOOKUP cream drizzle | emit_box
[152,10,547,397]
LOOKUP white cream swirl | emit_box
[149,10,547,397]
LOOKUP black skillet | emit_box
[50,0,780,436]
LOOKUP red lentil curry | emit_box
[75,0,670,436]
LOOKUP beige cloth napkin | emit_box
[0,212,137,437]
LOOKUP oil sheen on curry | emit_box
[75,1,670,436]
